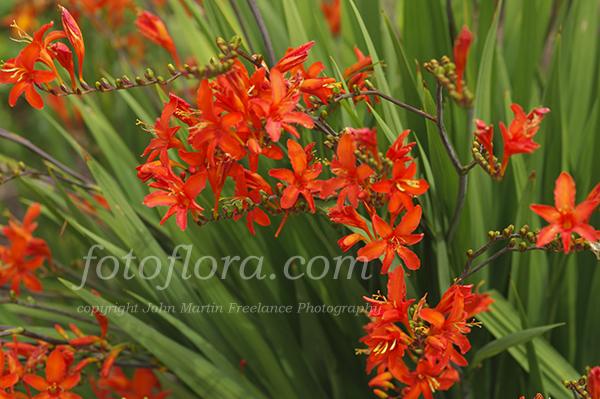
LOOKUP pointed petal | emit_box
[554,172,575,211]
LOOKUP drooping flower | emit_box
[59,6,85,81]
[530,172,600,252]
[135,10,180,66]
[453,25,473,96]
[269,140,323,212]
[500,104,550,175]
[0,44,56,109]
[23,349,82,399]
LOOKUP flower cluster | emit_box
[0,6,85,109]
[0,311,170,399]
[360,268,492,398]
[0,203,50,296]
[473,104,550,178]
[139,40,379,232]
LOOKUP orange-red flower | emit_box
[340,206,423,274]
[0,203,50,295]
[499,104,550,175]
[530,172,600,252]
[324,133,374,207]
[269,140,323,212]
[94,368,170,399]
[274,41,315,73]
[395,358,459,399]
[386,129,415,163]
[453,26,473,95]
[135,10,180,66]
[189,80,245,163]
[372,161,429,214]
[344,47,374,101]
[253,68,314,142]
[23,349,82,399]
[321,0,340,36]
[588,366,600,399]
[0,44,56,109]
[143,167,206,230]
[419,285,493,367]
[59,6,85,81]
[0,347,20,398]
[142,96,184,162]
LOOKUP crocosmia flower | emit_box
[0,44,55,109]
[23,349,82,399]
[500,104,550,175]
[136,10,180,66]
[59,6,85,81]
[453,25,473,95]
[530,172,600,252]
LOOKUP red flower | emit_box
[269,140,322,212]
[588,366,600,399]
[94,368,170,399]
[325,133,374,207]
[321,0,341,36]
[189,80,245,163]
[453,26,473,95]
[344,47,372,88]
[363,267,414,328]
[23,349,82,399]
[372,161,429,214]
[59,6,85,81]
[274,41,315,73]
[230,165,273,235]
[297,61,336,107]
[0,347,20,397]
[419,285,492,367]
[395,358,459,399]
[386,130,415,163]
[0,44,55,109]
[500,104,550,175]
[142,96,184,162]
[135,10,180,66]
[254,68,314,142]
[340,206,423,274]
[143,167,206,230]
[530,172,600,252]
[0,203,50,295]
